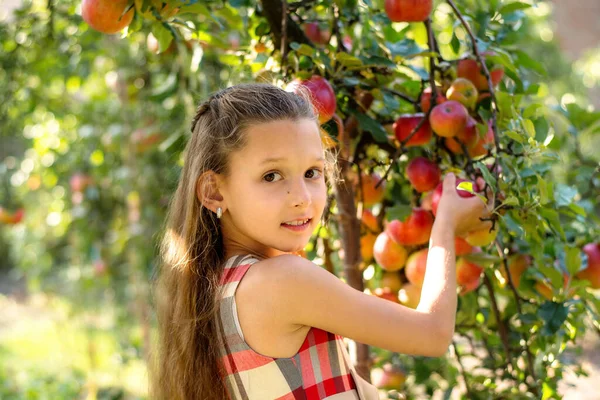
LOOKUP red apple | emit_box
[393,114,433,147]
[501,254,531,288]
[287,76,336,124]
[445,116,479,155]
[82,0,134,34]
[469,120,495,158]
[456,257,484,287]
[384,0,433,22]
[457,54,505,92]
[405,248,428,287]
[431,178,476,216]
[398,283,421,309]
[429,101,469,138]
[406,157,441,193]
[360,232,377,262]
[576,243,600,289]
[420,87,446,113]
[455,237,473,256]
[358,172,386,207]
[361,209,380,233]
[446,78,479,110]
[303,22,331,45]
[459,276,481,296]
[373,231,408,271]
[0,207,25,225]
[387,208,434,246]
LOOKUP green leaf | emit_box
[353,112,389,143]
[450,32,460,55]
[501,196,519,206]
[290,43,315,57]
[568,203,586,216]
[505,130,525,144]
[523,118,536,137]
[565,245,583,276]
[514,49,547,76]
[536,174,549,205]
[336,52,363,68]
[152,22,174,53]
[386,39,424,59]
[538,301,568,335]
[463,252,503,265]
[554,184,577,207]
[386,204,412,222]
[499,2,533,15]
[539,207,566,240]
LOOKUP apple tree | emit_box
[2,0,599,398]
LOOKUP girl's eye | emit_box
[263,172,282,182]
[306,168,323,179]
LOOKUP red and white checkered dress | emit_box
[217,254,363,400]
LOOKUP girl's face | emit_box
[218,118,327,260]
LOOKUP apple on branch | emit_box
[384,0,433,22]
[373,231,408,272]
[387,208,434,246]
[406,156,441,193]
[287,76,336,124]
[81,0,134,34]
[429,101,469,138]
[576,243,600,289]
[393,114,433,147]
[420,86,446,113]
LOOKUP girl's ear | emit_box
[196,170,225,213]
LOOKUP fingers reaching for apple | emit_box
[436,173,494,237]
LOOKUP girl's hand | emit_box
[436,173,493,236]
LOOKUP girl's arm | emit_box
[250,173,491,357]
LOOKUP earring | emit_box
[216,207,223,219]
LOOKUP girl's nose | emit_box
[289,179,311,207]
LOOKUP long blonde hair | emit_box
[149,83,340,399]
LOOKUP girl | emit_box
[149,83,491,400]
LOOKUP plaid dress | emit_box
[217,254,364,400]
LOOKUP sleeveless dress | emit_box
[216,254,380,400]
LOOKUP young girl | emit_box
[149,83,491,400]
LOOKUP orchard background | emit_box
[1,0,600,398]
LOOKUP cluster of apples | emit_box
[394,57,502,160]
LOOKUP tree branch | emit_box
[260,0,311,52]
